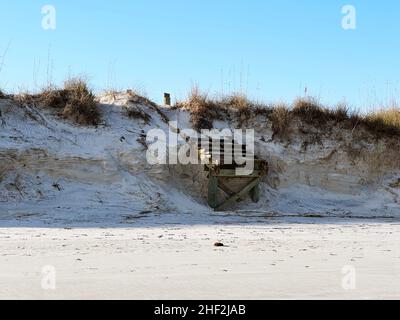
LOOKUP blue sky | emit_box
[0,0,399,109]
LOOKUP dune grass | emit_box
[175,86,270,130]
[364,108,400,137]
[175,87,400,140]
[14,78,101,126]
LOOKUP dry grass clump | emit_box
[292,98,328,125]
[14,78,101,126]
[175,86,221,131]
[363,108,400,137]
[291,98,400,138]
[220,93,273,120]
[220,93,254,125]
[292,98,351,126]
[59,78,100,126]
[254,105,274,117]
[331,104,351,123]
[269,105,293,141]
[176,88,272,130]
[220,93,251,109]
[39,87,66,109]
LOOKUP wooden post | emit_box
[208,174,218,209]
[250,183,260,202]
[164,93,171,106]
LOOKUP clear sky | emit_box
[0,0,399,109]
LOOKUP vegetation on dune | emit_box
[175,86,217,130]
[175,86,400,141]
[175,86,269,131]
[364,108,400,137]
[4,79,400,140]
[291,98,400,137]
[60,78,101,126]
[270,105,293,141]
[14,78,101,126]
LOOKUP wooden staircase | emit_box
[196,137,268,211]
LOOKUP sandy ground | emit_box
[0,219,399,300]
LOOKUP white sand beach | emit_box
[1,220,399,299]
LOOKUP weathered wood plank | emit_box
[217,179,236,197]
[218,169,262,177]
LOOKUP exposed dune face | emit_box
[0,93,399,226]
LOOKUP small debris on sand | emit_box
[214,242,224,247]
[52,183,61,191]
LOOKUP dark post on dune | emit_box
[164,93,171,106]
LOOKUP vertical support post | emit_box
[164,93,171,106]
[250,183,260,203]
[208,174,218,209]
